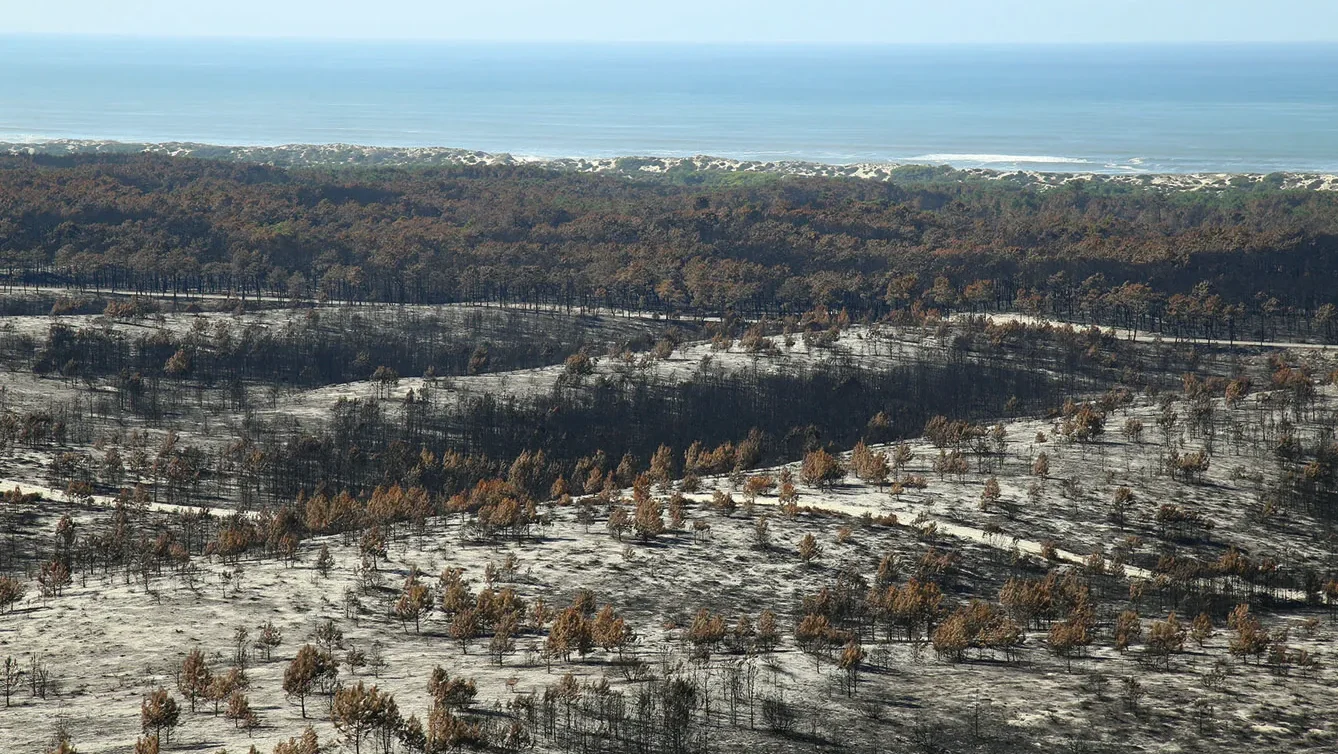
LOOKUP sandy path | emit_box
[962,311,1336,351]
[1,480,246,520]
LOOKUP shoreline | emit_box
[4,138,1338,192]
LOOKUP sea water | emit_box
[2,36,1336,174]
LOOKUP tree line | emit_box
[4,155,1338,339]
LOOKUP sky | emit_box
[3,0,1337,43]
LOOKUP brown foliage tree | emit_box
[1114,609,1142,652]
[394,568,434,633]
[756,609,781,653]
[178,648,212,713]
[428,666,478,710]
[283,644,337,718]
[547,606,593,662]
[140,688,180,745]
[632,495,665,541]
[980,477,1002,511]
[592,605,636,659]
[797,533,823,564]
[0,575,26,613]
[1227,604,1269,662]
[800,448,845,489]
[1032,452,1050,478]
[1145,612,1186,669]
[332,682,400,754]
[850,441,890,487]
[1191,612,1214,648]
[688,609,728,661]
[272,727,321,754]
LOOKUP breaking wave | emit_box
[908,153,1093,165]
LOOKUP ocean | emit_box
[2,36,1337,174]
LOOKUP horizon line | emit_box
[4,32,1338,46]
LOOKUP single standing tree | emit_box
[141,688,180,746]
[633,496,665,541]
[798,533,823,564]
[1111,486,1136,525]
[1145,612,1186,670]
[394,570,433,633]
[649,444,676,489]
[980,477,1002,511]
[1114,610,1142,652]
[756,609,781,653]
[892,443,914,480]
[490,614,518,665]
[284,644,337,718]
[1191,613,1214,648]
[547,606,593,663]
[178,649,212,713]
[255,620,283,661]
[1032,452,1050,479]
[332,682,400,754]
[468,346,490,375]
[450,608,480,653]
[0,576,26,613]
[801,449,846,489]
[753,516,771,549]
[46,727,78,754]
[839,639,866,696]
[164,349,192,379]
[273,727,321,754]
[591,605,635,659]
[428,666,478,710]
[606,505,631,541]
[1,656,20,707]
[225,690,256,729]
[315,544,335,578]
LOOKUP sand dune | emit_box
[6,139,1337,192]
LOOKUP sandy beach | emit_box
[6,139,1338,192]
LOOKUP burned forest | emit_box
[2,157,1338,754]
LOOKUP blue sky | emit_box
[4,0,1337,43]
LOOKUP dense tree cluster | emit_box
[4,155,1338,340]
